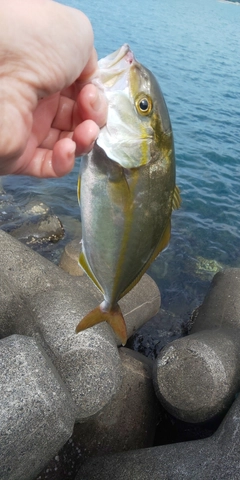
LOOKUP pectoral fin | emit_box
[76,302,127,345]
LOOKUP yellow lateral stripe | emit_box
[120,220,171,299]
[140,124,149,166]
[110,168,140,302]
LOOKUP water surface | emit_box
[2,0,240,324]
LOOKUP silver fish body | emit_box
[76,45,180,344]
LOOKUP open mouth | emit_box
[99,44,133,68]
[97,45,136,90]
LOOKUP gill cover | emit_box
[96,45,155,168]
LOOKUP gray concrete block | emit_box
[153,330,240,423]
[0,274,123,421]
[0,272,31,337]
[0,335,75,480]
[118,275,160,344]
[35,348,161,479]
[32,288,123,421]
[153,268,240,423]
[191,268,240,332]
[59,238,84,276]
[0,229,159,420]
[75,392,240,480]
[69,347,160,460]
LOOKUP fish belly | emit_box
[80,145,174,306]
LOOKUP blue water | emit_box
[2,0,240,321]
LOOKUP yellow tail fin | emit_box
[76,303,127,345]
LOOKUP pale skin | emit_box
[0,0,108,177]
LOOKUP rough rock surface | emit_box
[1,199,64,245]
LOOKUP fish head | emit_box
[93,44,173,169]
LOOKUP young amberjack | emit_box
[76,44,181,345]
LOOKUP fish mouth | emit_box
[101,44,134,68]
[97,44,135,90]
[98,43,135,69]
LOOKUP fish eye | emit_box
[139,99,149,111]
[135,94,153,116]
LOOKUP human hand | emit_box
[0,0,107,177]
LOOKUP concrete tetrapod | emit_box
[0,335,75,480]
[36,347,161,479]
[0,229,161,479]
[153,268,240,423]
[0,229,160,421]
[76,391,240,480]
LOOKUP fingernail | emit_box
[68,141,76,157]
[91,91,103,111]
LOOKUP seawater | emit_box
[2,0,240,321]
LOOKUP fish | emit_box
[76,44,181,345]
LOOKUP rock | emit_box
[0,335,75,480]
[75,392,240,480]
[59,238,84,276]
[194,255,223,281]
[127,309,188,359]
[6,213,64,245]
[153,268,240,423]
[0,198,64,246]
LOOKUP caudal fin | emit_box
[76,303,127,345]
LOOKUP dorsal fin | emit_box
[172,185,181,210]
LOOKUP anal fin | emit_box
[79,251,104,293]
